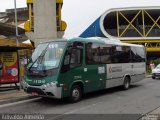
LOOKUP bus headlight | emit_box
[22,80,27,86]
[42,84,47,88]
[46,83,50,87]
[50,82,57,86]
[42,82,57,88]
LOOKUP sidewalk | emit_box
[141,107,160,120]
[146,75,152,78]
[0,84,33,105]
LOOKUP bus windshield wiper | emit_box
[28,48,48,71]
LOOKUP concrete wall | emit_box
[33,0,57,46]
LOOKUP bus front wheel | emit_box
[69,85,82,102]
[152,76,155,79]
[122,77,130,90]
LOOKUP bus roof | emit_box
[69,37,144,48]
[39,37,144,48]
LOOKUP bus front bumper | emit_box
[22,81,62,99]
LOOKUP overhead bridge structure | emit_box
[0,8,28,42]
[80,7,160,59]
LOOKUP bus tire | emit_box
[122,77,130,90]
[152,76,155,79]
[69,85,82,103]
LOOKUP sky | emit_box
[1,0,160,38]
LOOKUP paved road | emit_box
[1,78,160,120]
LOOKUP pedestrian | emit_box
[150,61,155,70]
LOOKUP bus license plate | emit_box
[32,92,39,96]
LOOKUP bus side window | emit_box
[61,48,83,72]
[64,55,70,65]
[70,49,83,69]
[85,43,93,64]
[131,47,145,62]
[61,49,71,72]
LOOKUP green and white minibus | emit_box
[22,37,146,102]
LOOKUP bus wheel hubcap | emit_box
[72,89,79,99]
[125,81,129,88]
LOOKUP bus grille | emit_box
[27,87,46,95]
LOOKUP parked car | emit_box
[152,64,160,79]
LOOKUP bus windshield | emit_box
[28,41,66,70]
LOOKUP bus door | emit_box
[60,42,84,96]
[83,65,106,92]
[84,43,106,92]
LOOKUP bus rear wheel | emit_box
[69,85,82,103]
[152,76,155,79]
[122,77,130,90]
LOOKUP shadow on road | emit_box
[151,78,160,80]
[0,86,19,92]
[82,84,141,100]
[33,84,142,106]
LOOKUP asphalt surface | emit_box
[1,78,160,120]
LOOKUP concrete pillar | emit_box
[33,0,57,46]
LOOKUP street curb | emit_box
[0,95,38,105]
[146,75,151,78]
[140,106,160,120]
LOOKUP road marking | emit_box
[50,101,102,120]
[0,97,41,108]
[65,102,102,114]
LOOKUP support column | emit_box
[33,0,57,46]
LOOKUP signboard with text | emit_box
[0,52,19,84]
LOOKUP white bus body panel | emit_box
[106,62,146,88]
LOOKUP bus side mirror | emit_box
[64,55,70,65]
[61,55,70,73]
